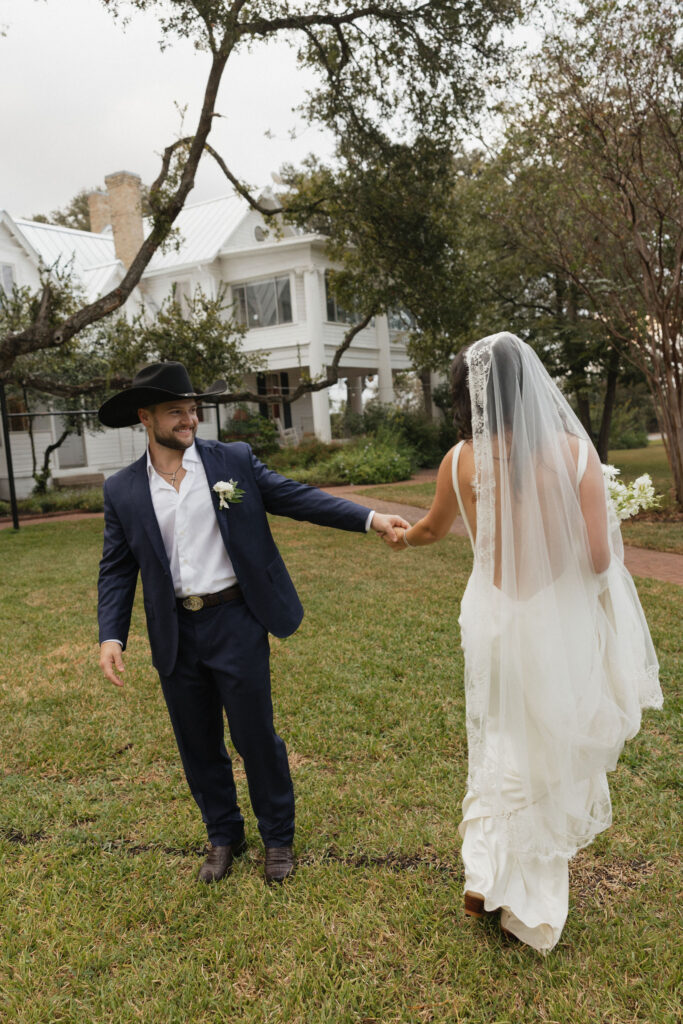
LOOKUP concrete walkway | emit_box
[2,478,682,585]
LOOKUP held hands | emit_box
[383,527,410,552]
[99,641,125,687]
[370,513,410,545]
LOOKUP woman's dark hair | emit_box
[450,346,472,440]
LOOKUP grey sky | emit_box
[1,0,334,219]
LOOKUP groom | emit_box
[97,362,408,885]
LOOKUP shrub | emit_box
[0,487,104,517]
[331,408,366,439]
[609,401,649,450]
[362,403,452,467]
[220,409,279,457]
[266,438,343,472]
[278,435,415,486]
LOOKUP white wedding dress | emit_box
[450,334,662,953]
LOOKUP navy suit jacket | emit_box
[97,438,369,676]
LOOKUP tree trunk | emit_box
[33,428,72,494]
[596,349,620,463]
[650,374,683,507]
[419,369,433,420]
[22,386,38,480]
[575,390,593,439]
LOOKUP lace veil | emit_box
[460,332,661,860]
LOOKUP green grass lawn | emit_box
[358,442,683,555]
[0,520,680,1023]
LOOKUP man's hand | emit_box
[370,512,411,543]
[383,527,409,551]
[100,641,125,687]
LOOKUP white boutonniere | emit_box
[213,479,245,510]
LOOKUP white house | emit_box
[0,171,416,499]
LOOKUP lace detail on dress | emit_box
[466,339,495,581]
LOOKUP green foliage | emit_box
[266,434,415,486]
[104,286,261,393]
[606,401,650,450]
[281,135,474,365]
[0,487,104,518]
[9,286,259,402]
[362,404,457,468]
[0,263,86,338]
[220,410,279,458]
[266,438,342,473]
[289,438,415,486]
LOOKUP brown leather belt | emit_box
[178,583,242,612]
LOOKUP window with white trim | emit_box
[233,276,292,329]
[0,263,14,304]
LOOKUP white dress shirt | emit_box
[147,442,237,598]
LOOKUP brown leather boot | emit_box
[264,845,295,885]
[197,837,247,883]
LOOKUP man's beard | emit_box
[152,425,196,451]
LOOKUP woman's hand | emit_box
[383,527,409,551]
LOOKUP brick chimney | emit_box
[104,171,144,269]
[87,190,111,234]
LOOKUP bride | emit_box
[386,332,662,952]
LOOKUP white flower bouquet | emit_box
[602,465,660,521]
[213,479,245,510]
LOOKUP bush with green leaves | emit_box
[0,487,105,518]
[272,432,415,486]
[609,400,650,450]
[362,403,456,466]
[220,409,279,457]
[267,438,344,472]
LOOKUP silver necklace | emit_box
[156,463,183,486]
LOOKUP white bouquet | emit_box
[602,465,660,521]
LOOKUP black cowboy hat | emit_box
[98,362,227,428]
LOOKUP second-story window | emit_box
[233,275,292,329]
[325,271,360,324]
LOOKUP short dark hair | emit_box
[450,346,472,440]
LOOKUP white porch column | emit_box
[303,268,331,441]
[375,314,395,404]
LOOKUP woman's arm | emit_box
[579,444,611,574]
[385,448,461,551]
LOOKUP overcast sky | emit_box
[0,0,335,219]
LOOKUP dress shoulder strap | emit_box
[451,441,475,547]
[577,437,589,486]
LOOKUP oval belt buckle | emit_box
[182,595,204,611]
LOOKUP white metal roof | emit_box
[14,219,116,274]
[144,193,248,274]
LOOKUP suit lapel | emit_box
[196,439,233,552]
[130,456,171,571]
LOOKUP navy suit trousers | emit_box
[158,596,295,847]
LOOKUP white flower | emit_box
[602,465,660,521]
[213,479,244,510]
